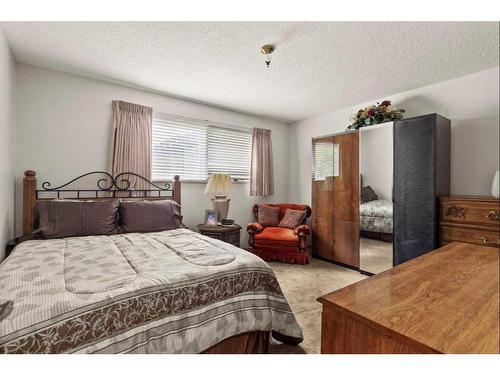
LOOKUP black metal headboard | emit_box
[22,170,181,235]
[36,171,177,199]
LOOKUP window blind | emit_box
[152,113,252,181]
[313,141,339,180]
[207,126,252,180]
[152,114,207,181]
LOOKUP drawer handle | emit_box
[480,236,500,246]
[445,206,466,218]
[486,210,500,220]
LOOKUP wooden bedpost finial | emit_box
[24,170,36,178]
[173,175,181,206]
[23,170,37,235]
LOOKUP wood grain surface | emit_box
[312,132,359,267]
[440,223,499,248]
[318,242,499,353]
[439,196,499,248]
[440,196,500,227]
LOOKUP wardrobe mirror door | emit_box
[359,122,394,274]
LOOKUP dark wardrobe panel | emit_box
[393,114,450,265]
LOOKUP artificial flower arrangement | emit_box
[346,100,405,131]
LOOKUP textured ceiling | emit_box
[1,22,498,122]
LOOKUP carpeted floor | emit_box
[269,258,366,354]
[360,237,393,274]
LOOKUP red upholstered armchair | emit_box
[247,203,311,265]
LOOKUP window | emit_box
[313,140,339,180]
[152,113,252,181]
[207,126,252,180]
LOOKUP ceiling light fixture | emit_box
[260,44,275,68]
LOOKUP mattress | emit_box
[0,229,302,353]
[360,199,393,234]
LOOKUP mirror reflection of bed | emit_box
[359,122,393,275]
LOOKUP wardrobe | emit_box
[311,113,451,273]
[312,132,360,267]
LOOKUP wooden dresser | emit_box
[318,242,499,354]
[439,196,499,248]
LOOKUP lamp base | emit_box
[212,196,230,224]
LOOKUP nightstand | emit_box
[197,224,241,247]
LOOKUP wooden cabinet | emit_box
[311,173,334,219]
[312,132,359,268]
[318,242,499,354]
[439,196,500,248]
[197,224,242,247]
[331,220,359,266]
[311,135,336,262]
[312,114,451,272]
[311,218,334,259]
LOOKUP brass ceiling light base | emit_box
[260,44,275,68]
[260,44,274,55]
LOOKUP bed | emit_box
[0,171,302,354]
[360,199,393,242]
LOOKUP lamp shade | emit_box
[205,173,232,196]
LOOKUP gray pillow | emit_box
[35,199,119,239]
[257,205,280,227]
[119,200,184,233]
[361,186,378,203]
[278,209,307,229]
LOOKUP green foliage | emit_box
[346,100,405,131]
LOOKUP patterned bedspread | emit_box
[0,229,302,353]
[360,199,393,234]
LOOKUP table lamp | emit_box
[205,173,232,224]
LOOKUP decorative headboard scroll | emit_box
[22,170,181,235]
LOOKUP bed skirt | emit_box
[360,230,393,242]
[202,331,270,354]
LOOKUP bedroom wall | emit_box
[0,27,16,260]
[14,63,290,244]
[289,67,500,205]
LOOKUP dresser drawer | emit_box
[440,224,499,248]
[440,200,500,227]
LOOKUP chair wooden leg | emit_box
[248,232,255,248]
[299,235,307,253]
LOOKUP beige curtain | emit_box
[250,128,274,196]
[110,100,153,192]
